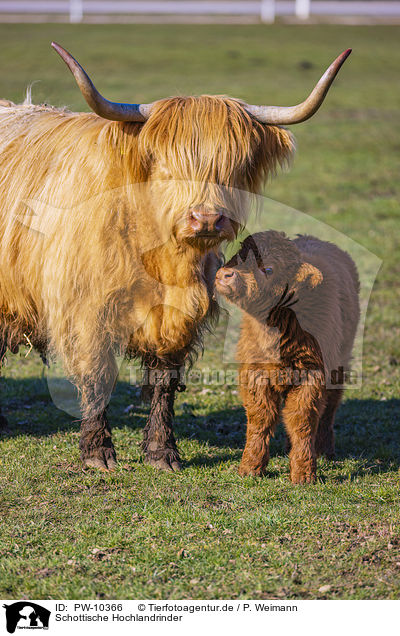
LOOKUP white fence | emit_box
[1,0,400,22]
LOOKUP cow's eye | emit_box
[261,266,273,276]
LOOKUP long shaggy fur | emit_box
[0,98,293,374]
[215,231,360,483]
[0,94,294,466]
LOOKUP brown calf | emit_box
[215,231,360,484]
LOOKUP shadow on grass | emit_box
[1,376,399,475]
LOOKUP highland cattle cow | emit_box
[215,231,360,483]
[0,44,351,472]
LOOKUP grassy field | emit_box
[0,23,400,600]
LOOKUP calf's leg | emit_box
[315,388,343,459]
[283,383,326,484]
[239,371,280,477]
[142,364,182,472]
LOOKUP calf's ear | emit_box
[295,262,323,288]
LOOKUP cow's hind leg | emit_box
[315,388,343,459]
[0,339,9,432]
[0,400,8,432]
[0,406,8,431]
[142,364,182,472]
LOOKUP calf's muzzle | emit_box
[215,267,238,291]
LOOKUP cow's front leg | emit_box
[80,409,117,471]
[142,365,182,472]
[78,350,118,471]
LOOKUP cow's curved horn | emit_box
[244,49,351,125]
[51,42,153,122]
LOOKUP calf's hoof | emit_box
[319,451,335,461]
[238,463,267,477]
[0,414,8,427]
[144,447,182,472]
[0,414,11,435]
[290,470,317,485]
[82,447,117,472]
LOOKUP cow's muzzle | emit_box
[189,210,229,237]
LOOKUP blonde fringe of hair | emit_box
[0,96,294,404]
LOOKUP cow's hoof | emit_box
[144,450,182,472]
[147,457,182,472]
[83,448,117,472]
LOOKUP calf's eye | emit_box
[261,266,273,276]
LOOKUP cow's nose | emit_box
[189,210,225,234]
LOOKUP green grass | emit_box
[1,23,400,600]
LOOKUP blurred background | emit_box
[1,0,400,23]
[0,0,400,24]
